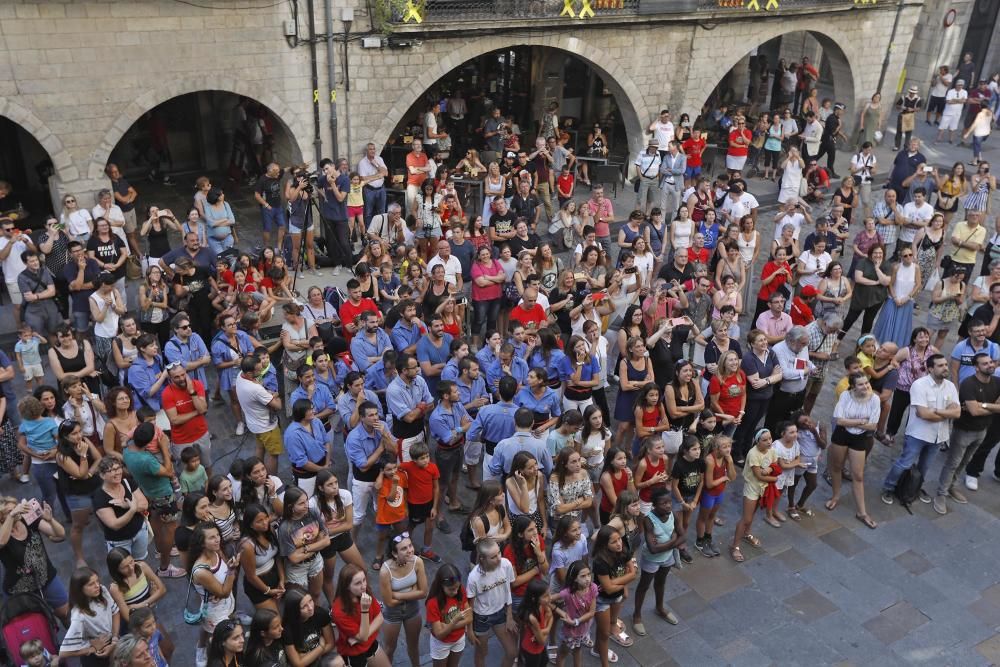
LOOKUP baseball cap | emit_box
[505,151,516,159]
[800,285,819,297]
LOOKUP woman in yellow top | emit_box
[730,428,777,562]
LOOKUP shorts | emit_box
[343,642,379,667]
[725,155,747,171]
[122,209,138,234]
[148,492,180,522]
[927,96,946,115]
[595,593,623,613]
[585,463,602,485]
[347,205,364,219]
[684,166,702,180]
[288,218,313,235]
[429,634,466,660]
[939,114,961,132]
[255,426,283,456]
[320,531,354,559]
[5,281,22,306]
[285,553,323,586]
[701,491,725,509]
[21,363,44,380]
[832,425,874,453]
[106,525,149,561]
[171,432,213,468]
[415,226,440,240]
[66,493,93,513]
[408,501,433,524]
[639,554,673,574]
[243,563,280,605]
[473,607,509,634]
[382,598,420,624]
[673,494,696,512]
[261,206,286,232]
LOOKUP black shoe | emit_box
[829,172,841,179]
[679,549,694,564]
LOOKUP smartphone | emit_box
[670,318,687,327]
[591,290,608,302]
[22,499,41,525]
[624,266,638,274]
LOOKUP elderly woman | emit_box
[203,188,238,256]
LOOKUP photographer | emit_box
[285,168,322,276]
[319,157,352,275]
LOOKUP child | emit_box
[556,165,575,210]
[631,487,685,635]
[834,355,863,399]
[597,447,634,525]
[768,420,804,527]
[670,435,704,563]
[14,324,46,391]
[546,410,582,458]
[633,436,669,515]
[129,606,172,667]
[179,445,208,494]
[518,579,555,667]
[136,406,174,478]
[377,261,402,314]
[18,638,57,667]
[695,434,736,558]
[731,428,778,562]
[695,409,720,443]
[788,412,826,517]
[425,563,473,667]
[400,441,441,563]
[347,172,365,244]
[555,560,597,667]
[373,460,409,570]
[16,396,58,493]
[254,346,279,393]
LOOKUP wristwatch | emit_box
[982,403,988,410]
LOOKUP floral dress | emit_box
[547,473,593,530]
[928,279,964,327]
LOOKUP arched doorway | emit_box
[0,115,59,230]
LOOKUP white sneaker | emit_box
[235,422,245,436]
[196,647,207,667]
[333,266,341,276]
[311,268,323,277]
[965,475,979,491]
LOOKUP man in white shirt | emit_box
[880,353,960,504]
[366,202,406,250]
[426,239,464,289]
[850,142,878,217]
[91,189,130,253]
[0,221,34,325]
[423,101,447,159]
[898,187,934,258]
[774,200,809,242]
[648,109,675,159]
[634,142,662,217]
[234,355,283,473]
[936,79,968,143]
[765,326,814,431]
[801,111,823,161]
[357,142,389,225]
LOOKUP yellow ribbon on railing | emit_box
[765,0,778,8]
[855,0,876,4]
[578,0,594,18]
[560,0,577,17]
[402,0,423,23]
[746,0,760,9]
[313,90,319,104]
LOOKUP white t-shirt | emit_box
[900,202,934,242]
[775,212,805,242]
[426,255,463,286]
[796,250,832,289]
[424,111,439,146]
[905,375,959,443]
[308,489,353,527]
[930,73,953,97]
[0,236,28,282]
[652,121,675,151]
[942,89,968,117]
[235,375,278,434]
[466,558,515,615]
[90,290,121,338]
[851,152,877,183]
[61,209,94,238]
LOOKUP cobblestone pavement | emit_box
[7,117,1000,665]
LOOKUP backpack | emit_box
[894,466,924,514]
[460,513,484,552]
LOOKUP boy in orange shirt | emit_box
[374,459,409,569]
[401,441,442,563]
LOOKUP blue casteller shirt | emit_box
[386,375,433,422]
[528,348,567,383]
[557,354,601,383]
[485,357,530,391]
[364,361,395,395]
[441,358,461,382]
[467,401,518,446]
[290,383,336,418]
[350,328,393,372]
[476,346,498,370]
[391,319,425,353]
[284,418,329,468]
[336,388,383,428]
[163,333,210,387]
[429,402,471,447]
[514,386,562,419]
[416,333,453,395]
[345,422,382,472]
[456,375,489,416]
[487,431,553,478]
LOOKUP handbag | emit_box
[503,279,521,305]
[183,563,210,625]
[125,255,142,281]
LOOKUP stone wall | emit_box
[0,0,925,203]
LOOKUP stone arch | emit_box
[87,76,309,181]
[0,98,76,183]
[682,24,859,123]
[372,35,649,158]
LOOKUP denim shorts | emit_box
[596,593,623,612]
[106,525,149,561]
[383,598,420,624]
[473,607,508,634]
[65,493,92,513]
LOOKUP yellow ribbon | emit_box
[313,89,319,104]
[402,0,423,23]
[579,0,594,18]
[330,90,337,103]
[746,0,760,9]
[560,0,576,17]
[765,0,778,8]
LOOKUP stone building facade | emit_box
[0,0,928,206]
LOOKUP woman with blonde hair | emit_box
[708,350,747,437]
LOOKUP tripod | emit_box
[288,188,325,297]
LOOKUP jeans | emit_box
[965,417,1000,478]
[937,427,986,497]
[31,461,60,513]
[363,186,387,226]
[472,298,500,340]
[882,434,939,492]
[207,234,234,256]
[106,525,149,561]
[972,134,986,157]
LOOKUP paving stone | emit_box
[862,614,909,645]
[892,549,934,576]
[978,634,1000,664]
[756,622,846,664]
[818,526,873,558]
[967,597,1000,628]
[783,587,840,621]
[673,553,752,601]
[878,601,930,634]
[650,627,727,667]
[773,546,815,573]
[667,589,710,620]
[812,612,914,667]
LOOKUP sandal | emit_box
[371,557,384,571]
[787,508,801,521]
[797,506,814,517]
[632,621,647,637]
[590,648,617,663]
[825,498,838,511]
[856,513,878,530]
[654,608,679,625]
[774,510,788,522]
[743,533,761,547]
[610,630,633,648]
[714,517,725,527]
[583,635,594,648]
[731,545,745,562]
[614,619,625,634]
[763,516,782,528]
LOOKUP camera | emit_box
[295,170,318,195]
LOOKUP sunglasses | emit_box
[392,531,411,543]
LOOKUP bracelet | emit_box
[264,586,271,595]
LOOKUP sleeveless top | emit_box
[53,344,87,376]
[146,223,171,258]
[670,382,697,431]
[705,453,729,497]
[897,346,932,391]
[589,135,605,155]
[389,562,418,592]
[619,518,642,558]
[648,220,668,256]
[640,511,676,566]
[637,454,666,503]
[621,225,642,246]
[599,470,630,513]
[508,475,540,518]
[194,554,230,602]
[894,262,917,299]
[640,406,660,429]
[929,279,964,322]
[920,231,943,251]
[58,450,101,497]
[212,505,240,543]
[121,571,152,607]
[690,191,711,222]
[484,175,504,197]
[249,538,278,576]
[737,232,757,264]
[672,219,693,250]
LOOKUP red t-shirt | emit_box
[557,173,575,198]
[708,370,746,418]
[406,152,429,188]
[682,137,707,167]
[790,296,814,326]
[520,606,548,655]
[757,261,791,301]
[339,298,381,342]
[400,460,439,505]
[727,129,752,158]
[502,535,547,597]
[509,304,547,330]
[332,597,382,656]
[686,247,710,266]
[425,595,467,643]
[161,380,208,445]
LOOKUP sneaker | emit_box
[420,548,442,563]
[437,518,452,534]
[170,547,180,557]
[157,564,187,578]
[918,489,932,504]
[679,549,694,564]
[17,474,29,484]
[880,491,894,505]
[310,268,323,277]
[932,495,947,515]
[707,539,721,557]
[235,422,245,436]
[965,475,979,491]
[333,266,341,276]
[696,539,713,558]
[948,488,969,504]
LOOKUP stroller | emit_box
[0,592,60,665]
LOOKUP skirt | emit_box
[613,389,638,422]
[872,299,914,348]
[0,417,19,475]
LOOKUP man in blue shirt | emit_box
[457,357,491,492]
[364,349,397,410]
[345,401,396,539]
[429,380,472,525]
[416,317,453,396]
[158,232,216,276]
[951,319,1000,385]
[386,353,434,462]
[487,407,553,481]
[486,343,529,393]
[350,311,393,371]
[128,333,167,411]
[468,376,519,475]
[163,313,211,387]
[391,301,424,354]
[337,370,383,434]
[319,157,352,273]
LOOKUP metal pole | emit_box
[343,22,353,156]
[307,0,323,166]
[325,0,339,159]
[877,0,906,95]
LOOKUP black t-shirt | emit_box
[961,304,1000,343]
[174,266,213,304]
[490,210,516,240]
[87,234,127,280]
[657,262,694,285]
[281,607,331,658]
[650,339,676,390]
[92,483,145,541]
[822,114,841,140]
[0,518,57,593]
[956,375,1000,432]
[255,175,283,208]
[672,456,705,498]
[510,194,540,225]
[507,234,540,258]
[175,524,194,554]
[548,288,579,336]
[112,177,135,213]
[593,554,628,600]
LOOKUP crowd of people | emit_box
[0,56,998,667]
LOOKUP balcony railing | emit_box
[386,0,871,24]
